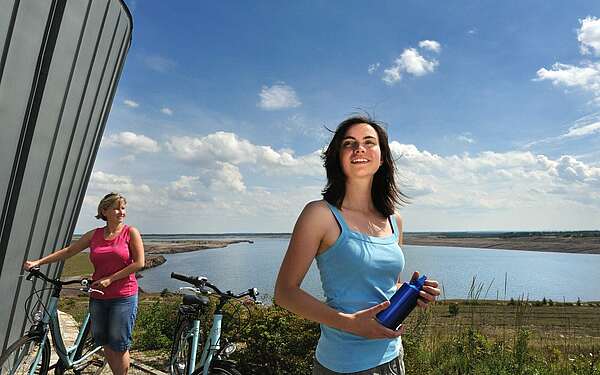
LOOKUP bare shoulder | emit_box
[393,213,403,230]
[128,226,141,236]
[299,200,336,226]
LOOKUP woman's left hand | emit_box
[92,277,113,289]
[411,271,441,309]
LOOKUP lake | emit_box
[138,235,600,303]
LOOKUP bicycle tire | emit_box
[0,334,50,375]
[169,319,203,375]
[191,360,242,375]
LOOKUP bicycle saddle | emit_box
[182,294,209,306]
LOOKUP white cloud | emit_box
[161,107,173,115]
[88,171,151,196]
[165,131,322,175]
[168,176,202,200]
[102,131,160,153]
[535,63,600,93]
[258,84,301,110]
[368,63,380,74]
[390,141,600,210]
[419,40,441,53]
[382,47,439,85]
[578,16,600,56]
[144,55,176,72]
[563,121,600,138]
[383,66,402,85]
[123,99,139,108]
[210,162,246,192]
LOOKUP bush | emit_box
[133,298,179,351]
[232,303,320,374]
[449,302,459,317]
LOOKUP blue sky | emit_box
[76,1,600,233]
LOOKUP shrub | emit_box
[133,298,179,351]
[449,302,460,317]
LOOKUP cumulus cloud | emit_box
[88,171,151,196]
[258,84,301,110]
[168,176,201,200]
[535,63,600,93]
[578,16,600,56]
[123,99,139,108]
[419,40,441,53]
[102,131,160,153]
[161,107,173,115]
[390,141,600,209]
[382,43,440,85]
[165,131,322,175]
[537,17,600,101]
[210,162,246,192]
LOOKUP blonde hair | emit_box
[95,192,127,221]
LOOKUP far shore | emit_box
[403,232,600,254]
[144,239,253,254]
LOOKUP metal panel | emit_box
[0,0,132,350]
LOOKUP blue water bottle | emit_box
[376,275,427,330]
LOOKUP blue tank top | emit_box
[315,203,405,373]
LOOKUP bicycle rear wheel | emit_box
[0,335,50,375]
[169,319,203,375]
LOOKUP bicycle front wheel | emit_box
[169,319,203,375]
[0,335,50,375]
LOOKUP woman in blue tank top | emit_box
[275,115,441,374]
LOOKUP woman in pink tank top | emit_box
[24,192,145,375]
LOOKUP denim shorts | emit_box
[313,356,405,375]
[89,294,138,352]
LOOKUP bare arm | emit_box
[92,226,145,289]
[23,230,95,270]
[275,201,401,339]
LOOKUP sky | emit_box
[75,0,600,233]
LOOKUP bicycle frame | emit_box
[183,312,223,375]
[30,284,102,372]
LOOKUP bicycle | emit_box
[0,267,106,375]
[168,272,259,375]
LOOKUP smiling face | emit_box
[102,199,126,225]
[339,123,382,179]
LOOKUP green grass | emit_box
[61,252,94,278]
[57,295,600,374]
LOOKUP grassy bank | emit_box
[58,294,600,374]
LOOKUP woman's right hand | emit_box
[23,260,40,271]
[341,301,404,339]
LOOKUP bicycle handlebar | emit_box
[24,267,104,294]
[170,271,259,301]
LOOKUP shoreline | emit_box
[403,233,600,254]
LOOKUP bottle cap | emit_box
[410,275,427,290]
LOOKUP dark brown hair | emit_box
[321,115,408,216]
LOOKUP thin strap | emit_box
[389,215,399,240]
[325,202,349,233]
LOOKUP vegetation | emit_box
[58,294,600,374]
[61,252,94,277]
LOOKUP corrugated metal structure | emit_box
[0,0,132,350]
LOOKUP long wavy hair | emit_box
[321,115,408,216]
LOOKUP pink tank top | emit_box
[89,224,138,299]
